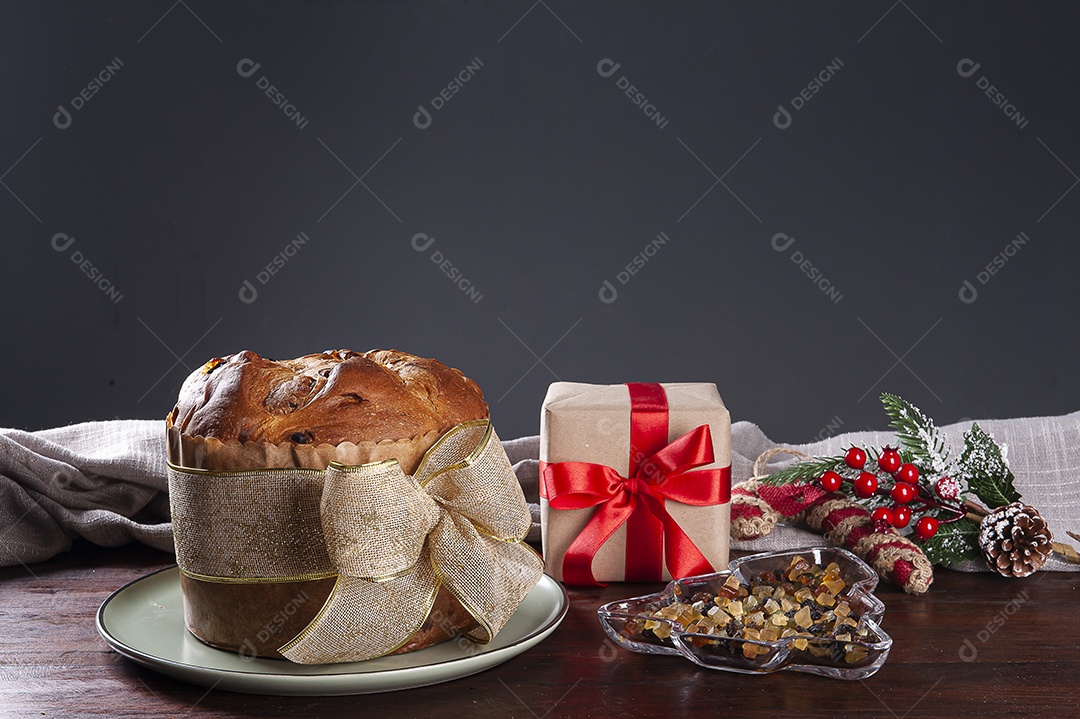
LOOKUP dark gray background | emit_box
[3,1,1078,442]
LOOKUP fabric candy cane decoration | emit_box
[731,450,933,594]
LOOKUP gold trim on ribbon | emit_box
[178,568,339,585]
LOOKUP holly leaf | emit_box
[920,516,982,566]
[958,423,1021,509]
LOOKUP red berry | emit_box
[871,507,893,525]
[877,446,902,474]
[844,447,867,469]
[890,482,916,504]
[892,505,912,528]
[854,471,878,498]
[935,476,960,502]
[819,470,843,492]
[895,463,920,484]
[914,516,939,540]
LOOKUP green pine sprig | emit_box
[881,393,953,476]
[760,455,846,487]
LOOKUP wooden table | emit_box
[2,540,1077,718]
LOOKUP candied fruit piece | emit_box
[816,592,836,608]
[823,578,846,595]
[770,612,790,626]
[709,607,732,624]
[792,637,809,651]
[845,645,869,664]
[653,622,672,640]
[644,619,660,630]
[718,581,740,598]
[780,627,797,638]
[834,602,851,618]
[727,600,744,617]
[794,606,813,629]
[746,612,765,628]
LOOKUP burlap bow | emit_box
[168,420,543,664]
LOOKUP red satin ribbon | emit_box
[541,383,731,586]
[625,382,668,581]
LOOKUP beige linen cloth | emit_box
[1,413,1077,570]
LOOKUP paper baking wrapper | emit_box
[166,419,442,473]
[539,382,731,583]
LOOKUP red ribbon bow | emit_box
[541,383,730,586]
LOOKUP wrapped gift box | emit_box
[539,382,731,585]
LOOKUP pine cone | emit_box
[977,502,1054,577]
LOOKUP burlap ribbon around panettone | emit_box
[167,420,544,664]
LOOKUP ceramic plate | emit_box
[97,567,567,696]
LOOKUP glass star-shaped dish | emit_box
[597,547,892,679]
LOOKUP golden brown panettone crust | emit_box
[169,349,489,446]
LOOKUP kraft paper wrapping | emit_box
[539,382,731,583]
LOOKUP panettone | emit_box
[166,348,490,659]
